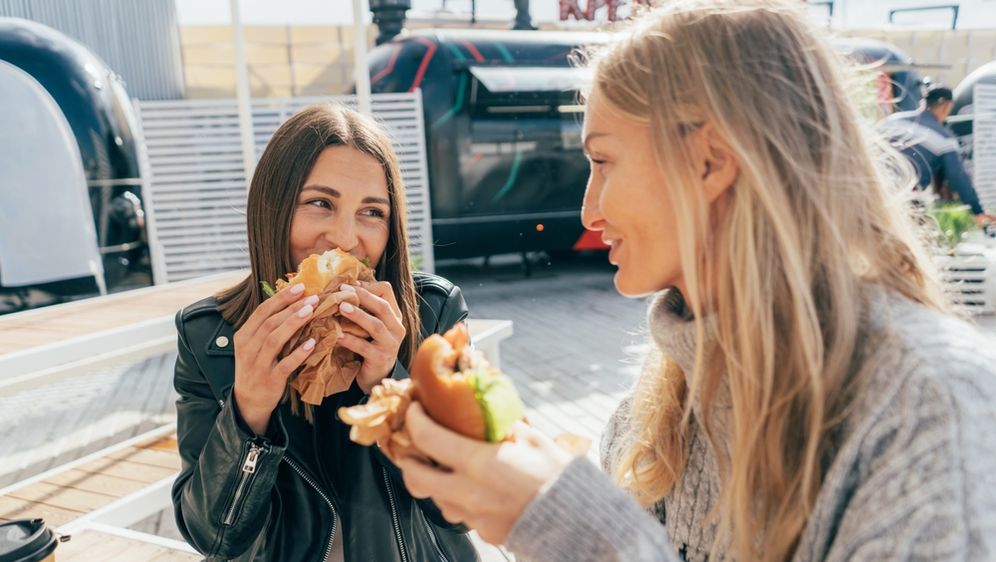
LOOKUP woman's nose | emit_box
[325,219,360,252]
[581,177,605,231]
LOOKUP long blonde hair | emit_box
[586,1,948,560]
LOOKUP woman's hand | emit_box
[232,283,318,435]
[335,280,405,394]
[396,403,573,545]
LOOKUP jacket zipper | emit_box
[285,456,338,562]
[382,467,410,562]
[419,505,450,562]
[223,441,265,526]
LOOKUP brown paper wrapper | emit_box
[281,263,375,406]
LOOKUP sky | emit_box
[175,0,996,29]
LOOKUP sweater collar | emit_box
[647,288,702,376]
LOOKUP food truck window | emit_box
[459,66,591,216]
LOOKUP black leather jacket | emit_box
[172,272,479,561]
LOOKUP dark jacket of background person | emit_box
[880,108,984,214]
[171,272,479,561]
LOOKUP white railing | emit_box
[135,92,435,285]
[936,232,996,315]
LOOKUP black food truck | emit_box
[367,29,921,260]
[0,18,148,307]
[832,36,923,113]
[368,29,612,259]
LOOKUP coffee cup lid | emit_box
[0,519,60,562]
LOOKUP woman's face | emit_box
[580,90,685,298]
[289,145,391,268]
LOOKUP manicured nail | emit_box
[298,304,314,318]
[340,302,354,313]
[304,295,320,306]
[290,283,305,294]
[303,338,316,351]
[340,284,356,293]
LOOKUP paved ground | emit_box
[5,251,995,557]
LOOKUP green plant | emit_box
[930,203,977,249]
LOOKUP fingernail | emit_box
[303,338,316,351]
[304,295,320,306]
[298,304,314,318]
[290,283,305,294]
[340,284,356,293]
[340,302,354,313]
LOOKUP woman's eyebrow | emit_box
[582,131,609,154]
[302,184,340,197]
[302,184,388,206]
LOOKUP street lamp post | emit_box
[369,0,411,45]
[229,0,255,191]
[352,0,373,115]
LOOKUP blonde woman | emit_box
[393,1,996,561]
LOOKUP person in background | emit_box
[390,1,996,561]
[880,83,996,226]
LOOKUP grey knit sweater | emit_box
[506,286,996,561]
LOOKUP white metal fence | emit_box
[135,92,434,284]
[974,84,996,211]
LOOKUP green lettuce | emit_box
[468,368,525,442]
[261,280,276,298]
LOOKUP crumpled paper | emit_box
[336,378,426,462]
[281,263,375,406]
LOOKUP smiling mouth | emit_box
[607,239,622,264]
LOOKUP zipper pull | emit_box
[242,444,262,474]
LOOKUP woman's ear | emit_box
[695,124,739,204]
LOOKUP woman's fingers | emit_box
[338,300,392,343]
[274,337,317,380]
[435,500,468,526]
[404,403,497,475]
[398,455,482,507]
[336,333,382,361]
[356,280,402,318]
[256,295,319,361]
[238,282,307,341]
[344,284,403,331]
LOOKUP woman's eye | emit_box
[361,208,387,219]
[306,199,332,210]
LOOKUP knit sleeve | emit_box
[505,457,679,562]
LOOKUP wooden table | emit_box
[0,271,245,394]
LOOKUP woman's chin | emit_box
[613,270,657,299]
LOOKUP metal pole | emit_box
[229,0,256,191]
[352,0,372,115]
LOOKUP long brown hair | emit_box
[217,103,421,373]
[585,1,948,560]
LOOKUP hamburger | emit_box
[338,323,529,460]
[265,248,375,408]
